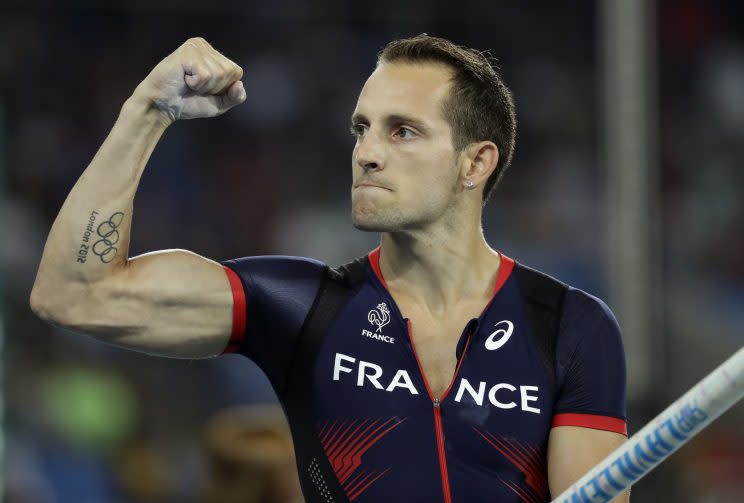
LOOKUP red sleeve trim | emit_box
[551,413,628,436]
[222,265,247,354]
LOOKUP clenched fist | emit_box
[133,37,246,124]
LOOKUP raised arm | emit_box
[30,38,246,359]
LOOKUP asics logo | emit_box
[485,320,514,351]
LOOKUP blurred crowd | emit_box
[1,1,742,502]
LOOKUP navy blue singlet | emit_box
[220,248,627,503]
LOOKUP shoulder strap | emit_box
[513,262,568,392]
[283,256,367,503]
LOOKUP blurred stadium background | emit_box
[1,1,743,501]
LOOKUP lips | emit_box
[354,182,390,190]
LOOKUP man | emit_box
[31,35,629,502]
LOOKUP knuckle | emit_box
[220,62,234,78]
[211,56,226,69]
[214,61,231,78]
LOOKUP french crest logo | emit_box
[367,303,391,333]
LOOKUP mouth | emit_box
[354,182,390,191]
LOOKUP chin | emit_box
[351,206,404,232]
[352,220,384,232]
[351,213,388,232]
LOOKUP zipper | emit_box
[406,319,473,503]
[432,398,452,503]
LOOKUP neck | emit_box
[378,208,501,314]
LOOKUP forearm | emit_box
[31,93,169,315]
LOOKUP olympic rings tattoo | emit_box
[92,211,124,263]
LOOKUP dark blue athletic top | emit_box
[220,248,627,503]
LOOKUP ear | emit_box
[459,141,500,192]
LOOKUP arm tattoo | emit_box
[76,210,125,264]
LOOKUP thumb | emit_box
[222,80,247,109]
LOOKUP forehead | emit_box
[354,62,454,120]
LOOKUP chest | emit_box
[403,304,484,399]
[308,269,558,503]
[315,282,555,437]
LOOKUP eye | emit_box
[394,127,417,139]
[350,124,368,139]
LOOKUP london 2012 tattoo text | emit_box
[76,210,124,264]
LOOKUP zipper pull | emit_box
[433,398,440,408]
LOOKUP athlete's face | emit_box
[350,62,462,232]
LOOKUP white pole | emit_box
[551,348,744,502]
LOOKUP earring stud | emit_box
[465,180,474,190]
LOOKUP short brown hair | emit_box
[378,34,516,204]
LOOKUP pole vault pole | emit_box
[552,348,744,502]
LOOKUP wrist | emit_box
[123,88,174,130]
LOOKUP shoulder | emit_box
[220,253,374,304]
[512,260,568,313]
[511,259,619,334]
[560,286,620,338]
[553,286,627,420]
[505,259,627,418]
[555,284,625,387]
[511,259,623,359]
[221,255,327,280]
[328,254,370,289]
[220,255,329,318]
[222,254,372,282]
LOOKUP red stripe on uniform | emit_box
[222,265,247,354]
[492,253,515,296]
[368,247,515,299]
[478,253,515,317]
[367,247,387,288]
[551,413,628,436]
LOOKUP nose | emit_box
[354,132,384,172]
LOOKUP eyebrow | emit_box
[350,112,431,134]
